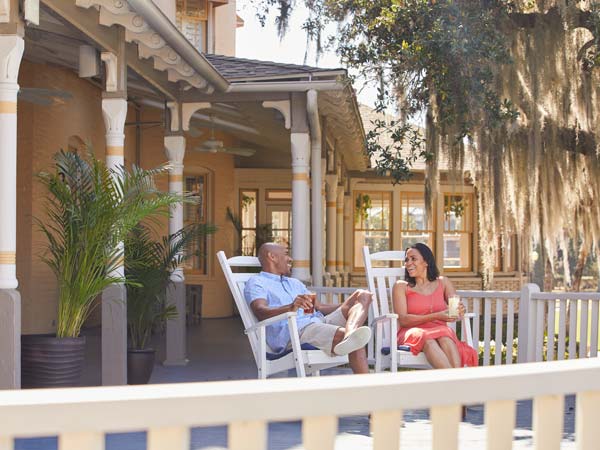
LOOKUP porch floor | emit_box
[17,317,577,450]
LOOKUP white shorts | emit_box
[295,307,346,356]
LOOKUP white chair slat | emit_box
[472,299,481,347]
[369,250,406,261]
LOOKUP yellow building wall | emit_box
[17,61,108,334]
[16,61,237,334]
[214,0,237,56]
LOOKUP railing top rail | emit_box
[2,359,600,437]
[308,286,356,294]
[532,292,600,301]
[456,290,521,299]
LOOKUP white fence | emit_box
[2,358,600,450]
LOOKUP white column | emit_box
[101,97,128,386]
[0,35,23,389]
[336,185,344,281]
[343,192,352,276]
[164,135,188,366]
[325,174,338,276]
[291,133,311,281]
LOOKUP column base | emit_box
[0,289,20,389]
[165,281,187,366]
[102,283,127,386]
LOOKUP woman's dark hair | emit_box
[404,243,440,285]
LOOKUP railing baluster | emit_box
[148,427,188,450]
[580,300,589,358]
[569,299,578,360]
[484,298,491,366]
[576,391,600,450]
[371,410,402,450]
[431,405,460,450]
[590,301,599,357]
[473,298,480,350]
[484,400,515,450]
[494,299,503,365]
[506,299,514,364]
[0,437,13,450]
[533,395,564,450]
[302,416,337,450]
[59,432,103,450]
[546,299,556,361]
[535,301,545,362]
[557,299,567,360]
[229,420,267,450]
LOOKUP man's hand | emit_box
[290,294,314,312]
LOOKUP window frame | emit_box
[352,190,393,271]
[239,189,258,256]
[399,191,436,255]
[442,193,474,272]
[183,170,211,276]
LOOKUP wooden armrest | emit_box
[245,311,297,334]
[463,313,476,318]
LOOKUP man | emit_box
[244,242,372,374]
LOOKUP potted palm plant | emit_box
[125,223,215,384]
[22,151,182,388]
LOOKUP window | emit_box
[176,0,208,52]
[443,194,473,270]
[266,190,292,201]
[353,192,392,269]
[184,174,209,273]
[400,193,434,251]
[240,190,257,256]
[269,207,292,249]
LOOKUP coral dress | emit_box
[397,280,478,367]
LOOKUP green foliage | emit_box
[354,193,372,223]
[253,0,521,182]
[226,207,274,256]
[37,150,183,338]
[444,195,467,219]
[125,223,216,350]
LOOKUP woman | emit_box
[392,243,478,368]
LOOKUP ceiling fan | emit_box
[193,116,256,157]
[18,88,73,106]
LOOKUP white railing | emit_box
[310,286,356,306]
[457,289,522,366]
[2,358,600,450]
[529,290,600,362]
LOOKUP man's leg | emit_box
[339,289,372,336]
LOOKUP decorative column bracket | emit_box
[262,100,291,129]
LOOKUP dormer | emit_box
[174,0,239,56]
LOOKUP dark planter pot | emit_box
[21,334,86,388]
[127,348,156,385]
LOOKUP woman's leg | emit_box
[437,336,462,368]
[422,339,452,369]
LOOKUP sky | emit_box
[234,1,378,108]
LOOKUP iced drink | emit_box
[304,293,316,314]
[448,295,460,318]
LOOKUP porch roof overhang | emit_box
[40,0,229,98]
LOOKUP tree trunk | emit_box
[571,242,588,292]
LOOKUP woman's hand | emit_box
[458,302,466,318]
[432,310,458,322]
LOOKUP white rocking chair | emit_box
[363,246,475,372]
[217,251,349,378]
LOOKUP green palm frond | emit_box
[125,222,216,350]
[37,150,187,338]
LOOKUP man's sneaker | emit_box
[334,326,372,356]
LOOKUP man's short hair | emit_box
[257,242,281,266]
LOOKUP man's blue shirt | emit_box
[244,271,325,352]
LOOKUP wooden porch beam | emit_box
[181,91,290,103]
